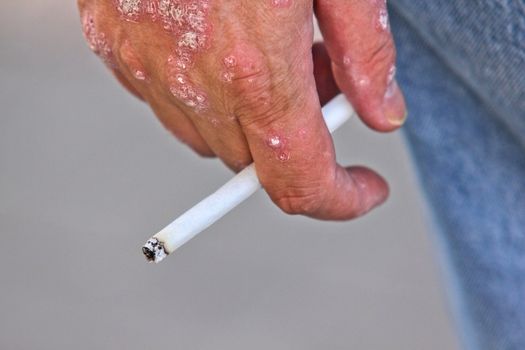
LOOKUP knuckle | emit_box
[366,36,396,68]
[232,67,272,110]
[225,50,295,130]
[232,68,281,127]
[234,81,299,131]
[335,36,396,80]
[270,172,332,215]
[348,35,396,67]
[333,36,396,93]
[274,188,325,216]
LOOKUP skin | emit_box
[77,0,407,220]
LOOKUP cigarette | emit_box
[142,94,356,263]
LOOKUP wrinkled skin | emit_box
[77,0,407,220]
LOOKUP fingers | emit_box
[116,67,216,158]
[191,117,253,171]
[161,54,254,171]
[230,44,388,220]
[312,42,340,106]
[178,43,339,173]
[148,98,216,158]
[77,0,390,220]
[315,0,407,132]
[179,108,253,171]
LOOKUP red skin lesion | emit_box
[265,133,291,162]
[269,0,293,9]
[115,0,143,22]
[81,10,118,68]
[109,0,214,111]
[119,39,150,81]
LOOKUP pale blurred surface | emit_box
[0,1,459,349]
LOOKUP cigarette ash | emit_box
[142,238,168,263]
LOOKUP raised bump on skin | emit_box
[152,1,211,111]
[357,76,371,87]
[223,56,237,68]
[119,40,150,81]
[384,65,398,99]
[221,71,234,83]
[112,1,213,111]
[133,70,147,80]
[386,65,396,86]
[377,0,389,31]
[278,152,290,161]
[116,0,143,21]
[81,11,117,68]
[267,135,282,148]
[270,0,293,9]
[378,8,389,30]
[221,55,238,83]
[167,55,208,111]
[266,133,290,161]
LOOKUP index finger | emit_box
[226,43,388,220]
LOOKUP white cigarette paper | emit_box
[143,94,356,263]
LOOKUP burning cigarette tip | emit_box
[142,238,168,263]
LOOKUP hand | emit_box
[78,0,406,220]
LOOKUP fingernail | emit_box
[389,110,408,126]
[383,80,407,126]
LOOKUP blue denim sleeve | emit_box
[388,1,525,349]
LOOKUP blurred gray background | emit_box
[0,1,460,349]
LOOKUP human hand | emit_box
[78,0,406,220]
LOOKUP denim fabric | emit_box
[388,1,525,349]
